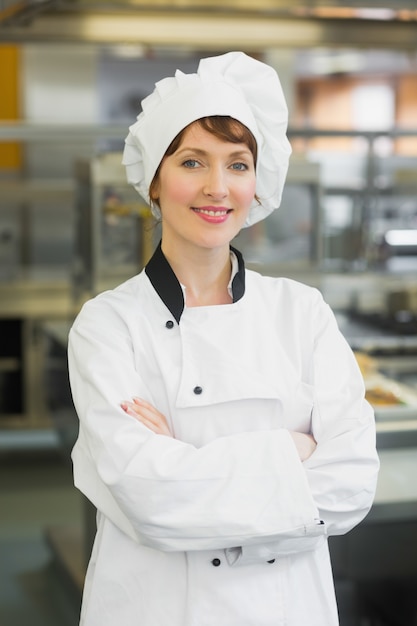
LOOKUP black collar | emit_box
[145,241,246,324]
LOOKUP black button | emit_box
[211,558,221,567]
[193,386,203,395]
[267,559,275,564]
[165,320,174,329]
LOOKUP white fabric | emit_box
[122,51,292,227]
[69,266,379,626]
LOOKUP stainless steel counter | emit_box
[0,278,74,319]
[369,447,417,523]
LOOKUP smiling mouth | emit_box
[192,208,232,216]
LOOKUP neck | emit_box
[161,241,232,307]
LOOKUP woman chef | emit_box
[68,51,379,626]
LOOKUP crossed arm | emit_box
[121,397,317,461]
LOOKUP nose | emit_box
[203,165,228,200]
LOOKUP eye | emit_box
[231,162,249,171]
[182,159,200,169]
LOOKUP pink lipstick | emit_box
[192,206,232,224]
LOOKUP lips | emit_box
[192,206,232,224]
[192,207,231,216]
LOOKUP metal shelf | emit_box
[1,179,74,203]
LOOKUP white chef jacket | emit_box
[69,243,379,626]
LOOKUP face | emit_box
[153,122,256,254]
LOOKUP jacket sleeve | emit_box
[224,291,379,567]
[303,296,379,536]
[69,298,325,555]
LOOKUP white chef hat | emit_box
[122,51,292,227]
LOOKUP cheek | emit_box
[159,172,192,209]
[237,179,257,208]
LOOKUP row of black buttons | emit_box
[166,321,203,396]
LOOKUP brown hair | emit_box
[149,116,257,206]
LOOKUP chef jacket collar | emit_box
[145,241,245,324]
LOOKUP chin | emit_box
[193,231,239,250]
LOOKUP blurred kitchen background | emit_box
[1,1,417,625]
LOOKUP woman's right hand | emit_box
[121,397,173,437]
[289,432,317,461]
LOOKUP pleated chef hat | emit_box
[122,51,292,227]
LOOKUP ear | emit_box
[153,178,161,198]
[149,175,161,208]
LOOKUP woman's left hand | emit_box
[121,397,172,437]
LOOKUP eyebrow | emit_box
[175,146,252,159]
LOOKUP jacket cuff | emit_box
[225,519,326,567]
